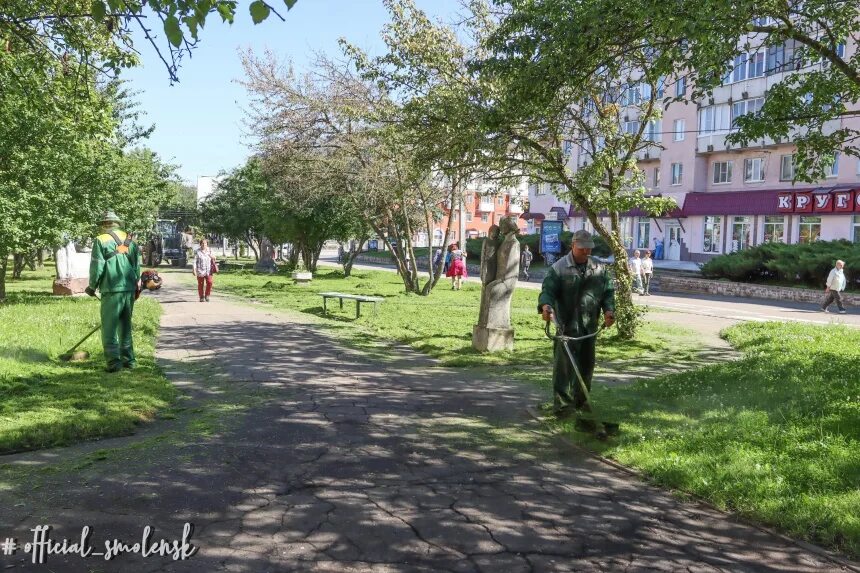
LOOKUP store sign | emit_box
[778,190,857,213]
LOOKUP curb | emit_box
[524,406,860,572]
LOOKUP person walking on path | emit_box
[629,249,644,294]
[641,250,654,295]
[521,244,533,281]
[446,242,468,290]
[85,211,141,372]
[193,238,217,302]
[821,260,848,314]
[539,230,615,418]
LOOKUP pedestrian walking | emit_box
[641,250,654,295]
[821,260,848,314]
[521,244,533,281]
[193,238,218,302]
[444,244,453,275]
[85,211,141,372]
[446,243,468,290]
[539,230,615,419]
[628,250,644,294]
[433,247,443,271]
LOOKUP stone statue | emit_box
[473,216,521,352]
[255,237,278,273]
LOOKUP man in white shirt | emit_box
[628,250,644,295]
[821,260,847,314]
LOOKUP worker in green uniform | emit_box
[539,230,615,417]
[85,211,142,372]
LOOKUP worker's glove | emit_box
[85,286,97,297]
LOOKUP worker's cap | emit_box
[572,229,595,248]
[100,210,122,224]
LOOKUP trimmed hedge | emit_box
[700,240,860,290]
[465,232,612,263]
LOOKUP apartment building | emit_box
[525,33,860,262]
[432,179,529,246]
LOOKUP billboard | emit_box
[540,220,564,254]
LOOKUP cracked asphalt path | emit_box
[0,274,854,572]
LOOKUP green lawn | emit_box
[213,266,700,368]
[560,321,860,556]
[0,269,176,454]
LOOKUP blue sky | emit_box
[123,0,463,184]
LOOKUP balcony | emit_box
[508,202,524,214]
[477,199,495,212]
[637,146,661,161]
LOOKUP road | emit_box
[320,252,860,328]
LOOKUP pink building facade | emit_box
[525,36,860,262]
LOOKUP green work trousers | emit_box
[100,291,136,368]
[552,337,596,410]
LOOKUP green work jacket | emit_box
[88,229,141,293]
[538,253,615,336]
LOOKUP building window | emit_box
[671,162,683,185]
[703,216,722,253]
[766,43,785,75]
[853,216,860,243]
[763,215,785,243]
[623,83,641,106]
[673,119,685,141]
[747,51,765,78]
[623,120,640,135]
[654,166,661,187]
[644,120,661,142]
[535,184,546,196]
[799,216,821,243]
[675,76,686,97]
[780,155,794,180]
[637,217,651,249]
[466,212,473,222]
[744,158,765,182]
[730,216,752,251]
[731,98,764,128]
[825,152,840,178]
[732,53,748,82]
[713,161,733,184]
[481,212,489,223]
[497,196,505,206]
[453,212,459,221]
[699,104,730,134]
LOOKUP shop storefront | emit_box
[681,187,860,263]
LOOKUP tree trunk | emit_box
[36,249,44,269]
[605,233,639,340]
[0,251,7,301]
[342,237,368,278]
[421,184,459,295]
[12,253,25,279]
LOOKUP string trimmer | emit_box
[544,311,618,440]
[60,294,101,362]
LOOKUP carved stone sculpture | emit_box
[472,216,521,352]
[255,237,278,274]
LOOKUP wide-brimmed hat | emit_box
[100,210,122,224]
[572,229,595,248]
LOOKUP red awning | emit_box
[681,188,816,216]
[520,212,545,221]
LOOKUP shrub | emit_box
[700,240,859,290]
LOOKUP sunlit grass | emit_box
[552,321,860,556]
[0,268,176,453]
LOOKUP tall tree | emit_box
[240,49,448,294]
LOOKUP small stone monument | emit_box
[473,216,521,352]
[53,240,91,295]
[255,237,278,273]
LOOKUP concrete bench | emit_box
[320,292,385,318]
